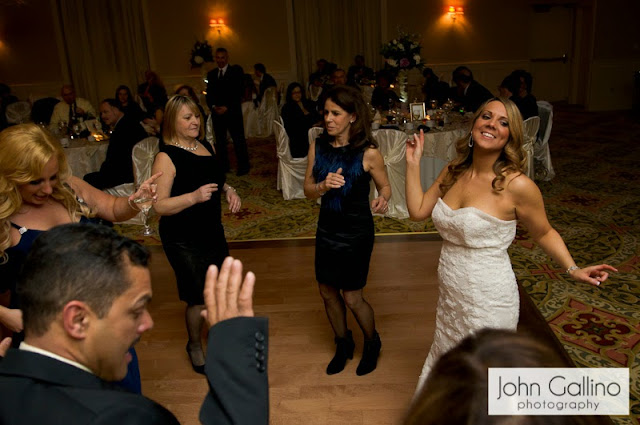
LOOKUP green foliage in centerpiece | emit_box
[189,39,213,68]
[380,31,424,73]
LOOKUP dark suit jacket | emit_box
[0,317,269,425]
[206,65,245,111]
[450,80,494,113]
[99,114,148,187]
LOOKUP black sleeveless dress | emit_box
[159,141,229,305]
[313,142,374,290]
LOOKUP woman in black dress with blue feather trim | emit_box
[304,86,391,376]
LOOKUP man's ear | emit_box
[62,301,92,340]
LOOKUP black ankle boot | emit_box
[326,330,355,375]
[356,331,381,376]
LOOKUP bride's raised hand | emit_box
[406,129,424,166]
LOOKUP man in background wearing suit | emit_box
[449,66,493,113]
[0,223,269,425]
[253,63,277,105]
[206,48,250,176]
[84,99,148,189]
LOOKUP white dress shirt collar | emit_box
[20,341,94,374]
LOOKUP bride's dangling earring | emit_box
[468,135,474,148]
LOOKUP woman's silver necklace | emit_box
[173,141,198,151]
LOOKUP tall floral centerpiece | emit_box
[380,31,424,103]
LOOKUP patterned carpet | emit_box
[509,106,640,424]
[117,106,639,423]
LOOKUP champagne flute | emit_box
[133,184,157,236]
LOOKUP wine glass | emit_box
[133,184,157,236]
[71,123,82,139]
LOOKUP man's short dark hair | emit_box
[100,98,123,112]
[452,66,473,84]
[254,63,266,74]
[216,47,228,54]
[19,223,150,336]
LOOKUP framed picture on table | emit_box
[410,102,426,121]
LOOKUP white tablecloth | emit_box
[64,138,109,178]
[419,125,468,190]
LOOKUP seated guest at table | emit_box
[371,71,399,111]
[0,223,269,424]
[309,58,336,88]
[307,74,325,114]
[175,84,207,122]
[281,82,320,158]
[253,63,277,105]
[115,85,145,123]
[0,83,18,131]
[0,123,160,392]
[347,55,375,86]
[421,68,450,107]
[49,85,97,134]
[404,329,599,425]
[510,69,538,120]
[137,70,168,130]
[449,66,493,113]
[83,99,149,190]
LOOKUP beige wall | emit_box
[0,0,637,110]
[0,0,63,99]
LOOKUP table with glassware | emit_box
[63,137,109,178]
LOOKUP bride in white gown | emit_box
[405,98,616,393]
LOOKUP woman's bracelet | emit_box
[315,183,326,196]
[127,198,140,212]
[566,265,580,274]
[224,185,235,193]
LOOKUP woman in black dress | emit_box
[304,86,391,376]
[281,82,320,158]
[152,95,241,374]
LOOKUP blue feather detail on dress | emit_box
[313,142,365,212]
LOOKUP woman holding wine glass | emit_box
[151,95,241,374]
[0,123,160,392]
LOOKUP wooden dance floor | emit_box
[138,235,581,425]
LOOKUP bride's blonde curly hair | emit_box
[439,97,526,196]
[0,124,89,262]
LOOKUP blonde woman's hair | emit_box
[161,95,204,144]
[0,124,89,261]
[439,97,526,195]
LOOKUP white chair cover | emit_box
[104,137,159,224]
[522,116,540,180]
[205,114,216,147]
[308,127,325,205]
[534,101,555,180]
[244,87,279,138]
[274,118,307,200]
[6,101,31,124]
[370,129,409,219]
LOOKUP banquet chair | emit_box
[274,117,307,200]
[522,116,540,180]
[308,126,325,205]
[370,129,409,219]
[245,87,279,138]
[104,136,160,225]
[205,114,216,146]
[534,101,555,180]
[5,101,31,125]
[30,97,60,125]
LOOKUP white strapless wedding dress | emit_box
[415,198,519,393]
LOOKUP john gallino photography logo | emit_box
[488,368,628,415]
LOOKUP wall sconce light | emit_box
[447,6,464,21]
[209,18,226,34]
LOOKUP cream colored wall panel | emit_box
[587,60,640,111]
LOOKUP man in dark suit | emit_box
[206,47,250,175]
[253,63,277,105]
[83,99,148,189]
[449,66,494,113]
[0,223,269,425]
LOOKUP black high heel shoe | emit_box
[326,330,355,375]
[186,343,205,375]
[356,331,381,376]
